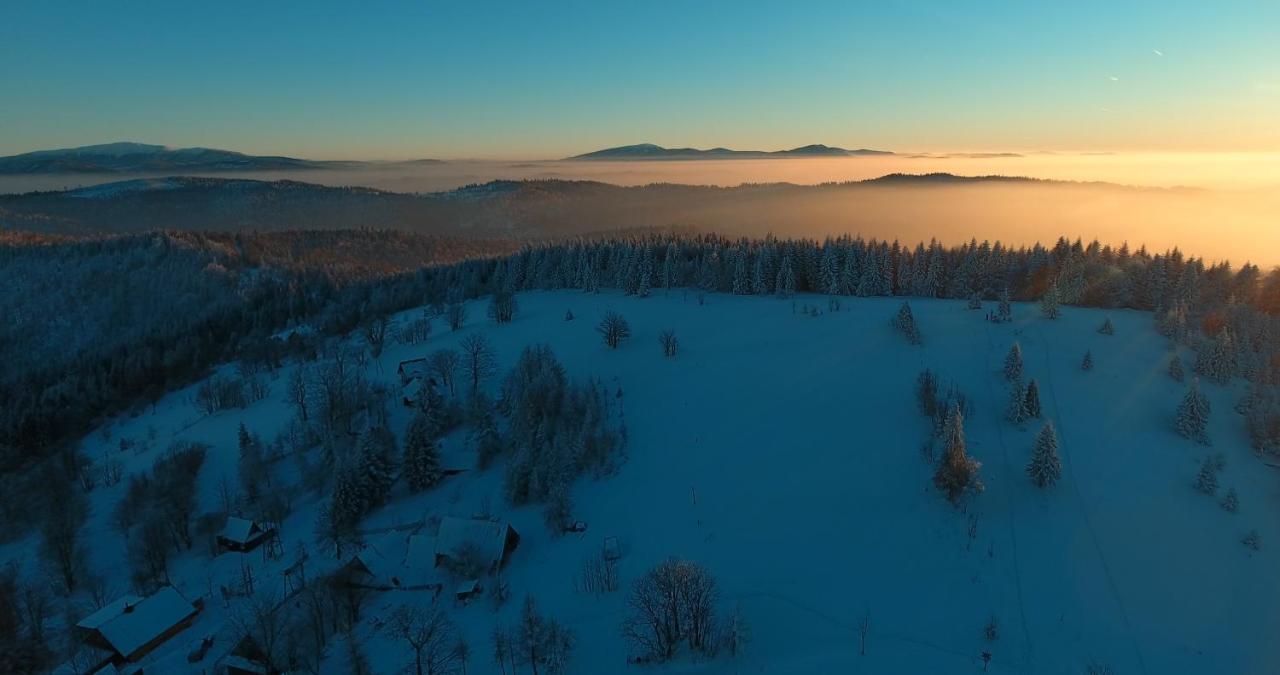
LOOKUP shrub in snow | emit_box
[983,615,1000,641]
[1081,350,1093,371]
[1194,457,1218,495]
[967,293,982,310]
[659,330,679,357]
[1098,317,1114,335]
[597,311,631,349]
[564,308,574,321]
[1004,342,1024,381]
[1175,379,1212,445]
[1243,529,1261,551]
[721,604,751,659]
[509,596,574,675]
[1221,488,1239,513]
[916,369,940,419]
[933,405,983,505]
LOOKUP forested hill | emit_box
[0,230,518,473]
[0,174,1122,237]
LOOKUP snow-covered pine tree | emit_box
[1026,421,1062,487]
[775,256,796,298]
[1098,318,1115,335]
[731,248,750,295]
[1040,282,1061,319]
[996,288,1013,323]
[1006,379,1029,425]
[1004,342,1024,381]
[892,302,922,345]
[967,292,982,310]
[1024,379,1042,418]
[356,426,398,508]
[1221,487,1239,512]
[402,410,442,492]
[1194,457,1218,495]
[1174,379,1212,444]
[1081,350,1094,371]
[933,404,983,505]
[1168,353,1185,382]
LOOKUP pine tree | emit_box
[1194,457,1218,495]
[1027,422,1062,487]
[1098,318,1114,335]
[996,288,1013,323]
[1004,342,1024,381]
[403,411,442,492]
[1024,379,1042,418]
[356,426,398,508]
[933,405,983,505]
[1006,379,1029,425]
[1081,350,1093,371]
[967,292,982,310]
[1040,282,1061,319]
[1221,487,1239,513]
[1168,353,1184,382]
[775,256,796,298]
[1174,379,1211,444]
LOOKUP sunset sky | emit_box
[2,1,1278,160]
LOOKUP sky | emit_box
[1,1,1278,160]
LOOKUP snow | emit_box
[220,517,261,545]
[434,516,512,569]
[76,595,144,631]
[6,290,1278,674]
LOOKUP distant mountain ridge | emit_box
[0,142,363,174]
[569,143,894,160]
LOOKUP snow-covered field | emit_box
[8,290,1276,674]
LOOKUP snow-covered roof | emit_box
[94,587,198,658]
[220,517,270,544]
[435,516,511,567]
[455,579,480,596]
[76,595,143,631]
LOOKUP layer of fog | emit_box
[2,153,1275,266]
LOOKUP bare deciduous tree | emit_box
[428,348,461,398]
[597,311,631,349]
[460,334,497,395]
[659,330,679,357]
[390,604,467,675]
[621,558,718,662]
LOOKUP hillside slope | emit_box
[5,291,1274,674]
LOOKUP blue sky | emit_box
[1,1,1277,158]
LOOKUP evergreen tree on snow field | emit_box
[1194,457,1218,495]
[775,256,796,298]
[1168,353,1185,382]
[403,410,443,493]
[1098,317,1115,335]
[1027,422,1062,487]
[1081,350,1094,371]
[996,288,1013,323]
[1175,379,1212,444]
[1040,282,1062,319]
[356,426,399,509]
[1005,379,1029,425]
[892,302,922,345]
[1221,487,1239,513]
[1004,342,1024,381]
[933,404,983,505]
[1024,379,1042,418]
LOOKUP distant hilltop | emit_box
[568,143,894,160]
[0,142,454,174]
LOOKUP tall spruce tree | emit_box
[1006,379,1029,425]
[403,411,443,492]
[1169,353,1185,382]
[933,405,983,505]
[1004,342,1024,381]
[1027,422,1062,487]
[1024,379,1042,418]
[1040,282,1062,319]
[1175,379,1212,444]
[1081,350,1094,371]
